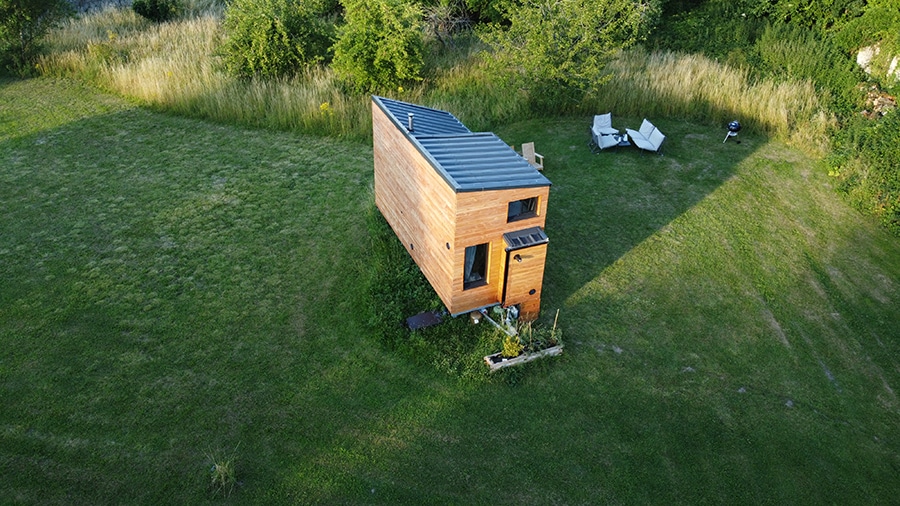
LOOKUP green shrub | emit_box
[221,0,335,79]
[827,112,900,235]
[464,0,505,24]
[0,0,71,74]
[834,0,900,88]
[835,0,900,50]
[331,0,425,93]
[754,23,865,114]
[132,0,182,23]
[648,0,765,60]
[479,0,661,112]
[749,0,866,32]
[651,0,865,67]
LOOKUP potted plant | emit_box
[484,309,563,371]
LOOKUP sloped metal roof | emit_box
[375,96,471,136]
[374,96,551,192]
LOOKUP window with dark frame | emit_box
[463,243,488,290]
[507,197,538,222]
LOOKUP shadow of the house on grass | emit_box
[496,115,762,325]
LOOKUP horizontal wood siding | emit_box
[373,103,457,308]
[373,98,551,318]
[450,187,550,315]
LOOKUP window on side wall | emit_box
[463,243,488,290]
[507,197,538,222]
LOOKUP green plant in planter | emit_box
[547,326,562,347]
[518,320,537,350]
[501,334,524,358]
[548,309,562,347]
[515,310,562,352]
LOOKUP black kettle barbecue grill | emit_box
[724,120,742,143]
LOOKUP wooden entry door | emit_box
[503,243,548,321]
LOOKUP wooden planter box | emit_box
[484,344,563,372]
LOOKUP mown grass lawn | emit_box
[2,77,899,504]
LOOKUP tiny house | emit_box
[372,96,552,321]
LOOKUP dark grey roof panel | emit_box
[417,133,551,192]
[375,96,470,136]
[374,96,552,192]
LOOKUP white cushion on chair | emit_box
[594,132,619,150]
[627,119,665,152]
[648,128,666,150]
[638,119,655,139]
[593,114,619,136]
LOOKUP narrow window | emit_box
[507,197,538,222]
[463,243,488,289]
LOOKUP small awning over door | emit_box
[503,227,548,251]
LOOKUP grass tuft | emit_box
[206,446,238,497]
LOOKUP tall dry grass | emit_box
[426,58,531,131]
[40,6,371,140]
[592,49,835,155]
[44,5,150,52]
[38,6,834,152]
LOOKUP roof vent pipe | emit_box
[407,113,414,132]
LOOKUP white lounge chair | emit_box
[589,113,621,152]
[521,142,544,170]
[626,119,665,153]
[593,113,619,136]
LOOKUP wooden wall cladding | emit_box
[373,103,457,307]
[452,187,549,311]
[454,187,549,246]
[373,99,551,318]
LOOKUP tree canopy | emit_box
[480,0,662,106]
[221,0,336,78]
[0,0,70,74]
[331,0,425,93]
